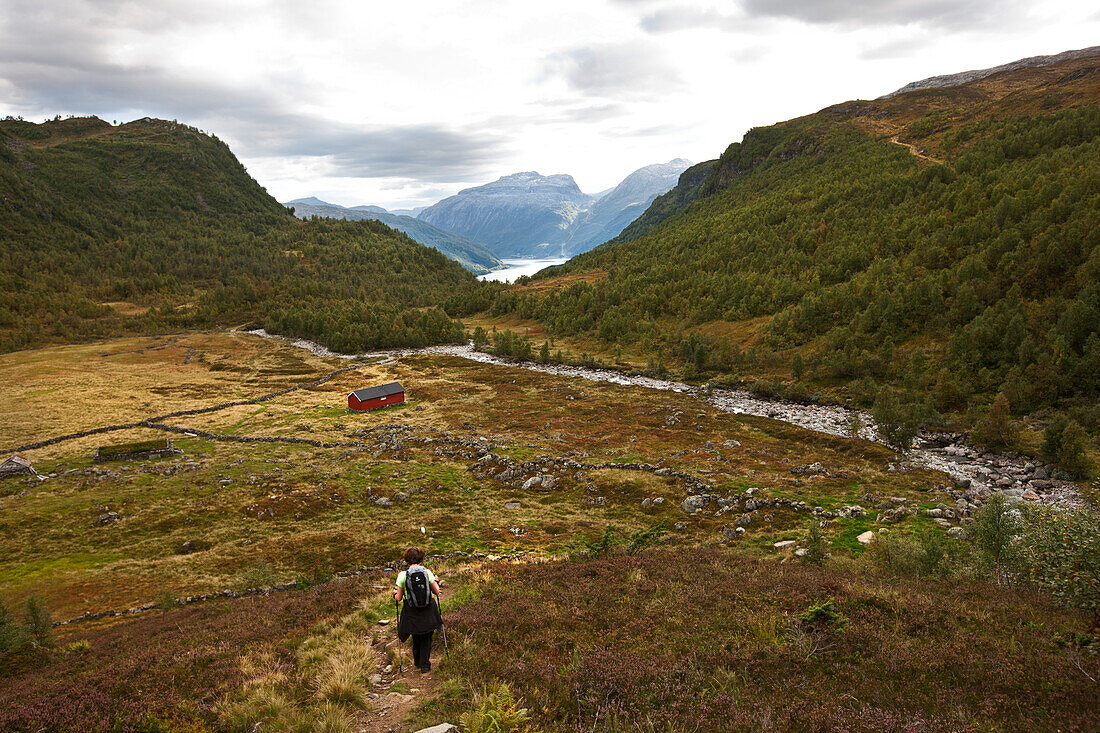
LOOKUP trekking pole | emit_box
[435,590,449,652]
[394,597,403,673]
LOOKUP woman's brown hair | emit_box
[404,546,425,565]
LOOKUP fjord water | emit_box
[478,257,569,282]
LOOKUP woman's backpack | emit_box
[404,565,432,609]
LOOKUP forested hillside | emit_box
[451,53,1100,436]
[0,117,474,352]
[287,198,503,275]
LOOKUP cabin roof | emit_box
[349,382,404,401]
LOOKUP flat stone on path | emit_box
[413,725,457,733]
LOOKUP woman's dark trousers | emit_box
[412,632,433,670]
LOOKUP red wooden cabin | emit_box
[348,381,405,411]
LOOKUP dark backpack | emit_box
[404,565,432,609]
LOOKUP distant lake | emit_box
[478,258,570,282]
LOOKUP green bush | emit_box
[973,393,1017,452]
[798,599,848,631]
[0,601,31,653]
[1015,505,1100,623]
[872,389,926,451]
[23,595,54,649]
[1042,417,1093,478]
[801,523,829,565]
[867,528,954,579]
[968,494,1019,582]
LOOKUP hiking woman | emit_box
[394,546,442,672]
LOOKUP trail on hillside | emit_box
[890,135,947,165]
[358,587,453,733]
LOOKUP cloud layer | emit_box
[0,0,1094,208]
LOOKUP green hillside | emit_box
[0,116,475,353]
[459,54,1100,430]
[288,199,504,275]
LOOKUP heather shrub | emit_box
[459,681,531,733]
[444,548,1099,731]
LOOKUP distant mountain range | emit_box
[287,199,503,275]
[417,160,692,259]
[562,159,692,256]
[290,158,693,263]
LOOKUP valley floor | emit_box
[0,332,1095,731]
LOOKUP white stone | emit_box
[413,725,457,733]
[857,531,875,545]
[773,540,797,549]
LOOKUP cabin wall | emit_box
[348,392,405,411]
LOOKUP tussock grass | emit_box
[219,596,381,732]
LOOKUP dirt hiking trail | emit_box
[356,586,453,733]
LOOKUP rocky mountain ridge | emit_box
[417,161,692,259]
[881,44,1100,98]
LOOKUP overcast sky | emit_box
[1,1,1097,209]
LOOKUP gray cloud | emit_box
[636,0,1023,32]
[742,0,1019,28]
[640,7,745,33]
[545,42,682,98]
[244,118,506,180]
[0,0,506,183]
[860,36,934,60]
